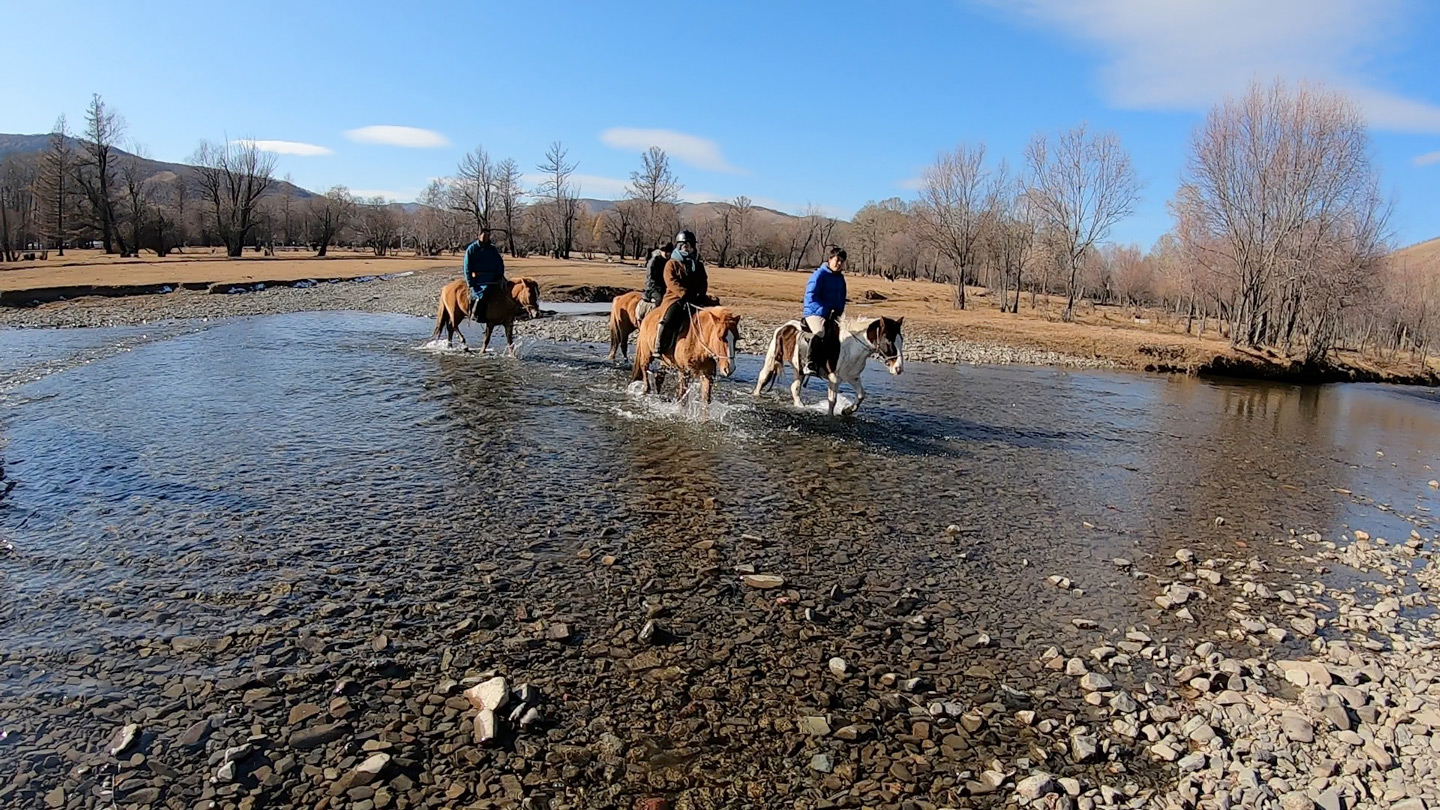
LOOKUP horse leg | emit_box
[504,322,516,356]
[826,378,839,417]
[842,376,865,416]
[790,370,806,408]
[482,324,494,353]
[700,375,713,417]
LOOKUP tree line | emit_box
[0,83,1430,365]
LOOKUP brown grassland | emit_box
[2,248,1436,383]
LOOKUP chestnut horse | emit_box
[630,304,741,414]
[607,291,643,362]
[431,277,542,353]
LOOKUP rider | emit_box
[803,246,848,375]
[653,230,711,356]
[463,227,506,319]
[636,241,675,321]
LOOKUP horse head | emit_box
[865,316,905,375]
[511,278,542,319]
[697,307,741,378]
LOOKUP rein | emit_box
[683,304,733,365]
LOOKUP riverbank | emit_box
[2,251,1434,384]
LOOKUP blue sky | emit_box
[4,0,1437,248]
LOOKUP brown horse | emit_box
[431,277,542,353]
[607,290,643,362]
[631,304,741,413]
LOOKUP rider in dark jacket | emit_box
[638,242,674,320]
[463,228,506,317]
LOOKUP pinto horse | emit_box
[607,290,643,362]
[631,304,741,414]
[753,315,904,416]
[431,277,542,353]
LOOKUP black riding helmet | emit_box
[675,230,697,245]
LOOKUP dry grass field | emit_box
[3,248,1434,382]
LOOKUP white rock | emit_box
[1016,772,1059,800]
[108,723,139,757]
[798,715,831,736]
[828,657,848,678]
[473,709,499,744]
[465,676,510,712]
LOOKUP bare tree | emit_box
[1173,80,1390,360]
[495,158,526,256]
[0,157,40,262]
[356,197,401,256]
[452,146,497,230]
[118,147,150,258]
[916,143,1003,308]
[38,116,76,256]
[533,141,578,259]
[1025,124,1141,321]
[625,146,682,249]
[74,94,126,254]
[192,138,277,257]
[309,186,355,256]
[604,199,638,259]
[991,178,1038,313]
[730,196,755,267]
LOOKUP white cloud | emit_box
[680,189,724,204]
[233,139,333,156]
[1416,151,1440,166]
[896,176,925,192]
[600,128,746,174]
[986,0,1440,133]
[344,125,451,148]
[351,189,420,202]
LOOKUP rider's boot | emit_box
[807,330,827,376]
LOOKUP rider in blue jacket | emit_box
[463,227,506,317]
[803,247,847,374]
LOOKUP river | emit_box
[1,311,1435,807]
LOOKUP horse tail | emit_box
[753,323,785,395]
[432,287,451,339]
[608,299,627,361]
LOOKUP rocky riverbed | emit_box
[2,505,1435,810]
[0,272,1112,370]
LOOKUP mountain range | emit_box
[0,133,803,228]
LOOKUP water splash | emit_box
[618,379,751,427]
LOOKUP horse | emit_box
[752,315,905,416]
[607,290,643,362]
[631,304,741,415]
[431,277,542,353]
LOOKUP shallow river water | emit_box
[1,311,1438,808]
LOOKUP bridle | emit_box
[687,305,736,367]
[861,321,902,369]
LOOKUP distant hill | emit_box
[0,133,809,224]
[1394,237,1440,269]
[0,133,316,200]
[577,198,803,228]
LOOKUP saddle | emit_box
[657,296,720,356]
[801,315,841,375]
